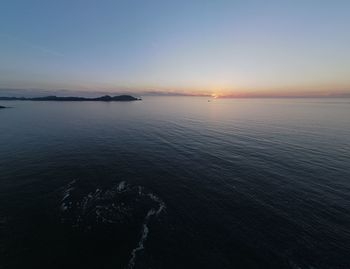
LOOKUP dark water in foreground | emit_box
[0,97,349,269]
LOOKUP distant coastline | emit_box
[0,95,141,102]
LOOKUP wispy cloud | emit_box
[1,34,64,57]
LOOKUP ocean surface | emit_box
[0,97,349,269]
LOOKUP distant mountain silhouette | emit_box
[0,95,141,102]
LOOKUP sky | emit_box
[0,0,349,97]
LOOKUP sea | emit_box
[0,97,349,269]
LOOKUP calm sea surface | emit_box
[0,97,349,269]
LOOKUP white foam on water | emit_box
[148,193,166,215]
[127,192,166,269]
[117,181,126,192]
[127,208,156,269]
[59,179,166,268]
[60,203,68,211]
[60,179,76,211]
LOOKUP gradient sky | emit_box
[1,0,349,97]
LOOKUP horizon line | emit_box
[0,88,350,98]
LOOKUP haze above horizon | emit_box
[1,0,349,97]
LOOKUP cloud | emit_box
[1,34,64,57]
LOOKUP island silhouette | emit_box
[0,95,140,102]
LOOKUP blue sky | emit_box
[1,0,349,96]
